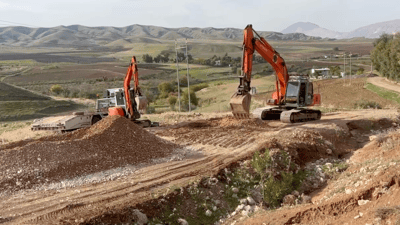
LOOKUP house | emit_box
[311,68,330,78]
[215,60,221,66]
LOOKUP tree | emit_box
[50,84,63,95]
[182,89,199,108]
[168,96,177,110]
[142,54,153,63]
[157,82,174,98]
[371,33,400,81]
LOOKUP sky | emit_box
[0,0,398,32]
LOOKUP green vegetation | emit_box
[353,99,382,109]
[366,83,400,104]
[0,100,87,121]
[371,33,400,81]
[251,149,307,208]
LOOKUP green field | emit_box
[0,82,87,122]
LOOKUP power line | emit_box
[0,19,39,28]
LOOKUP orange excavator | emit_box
[32,56,156,132]
[230,24,321,123]
[108,55,152,125]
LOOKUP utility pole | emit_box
[350,52,352,85]
[175,40,181,112]
[343,52,346,85]
[185,38,191,112]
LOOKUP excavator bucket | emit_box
[135,95,148,114]
[230,92,252,119]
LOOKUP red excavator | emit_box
[230,24,321,123]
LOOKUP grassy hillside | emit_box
[0,82,87,122]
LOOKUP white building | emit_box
[311,68,330,78]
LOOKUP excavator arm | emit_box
[123,56,147,119]
[230,24,289,118]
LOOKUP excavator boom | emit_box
[124,56,147,118]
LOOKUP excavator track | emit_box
[252,107,321,123]
[280,109,321,123]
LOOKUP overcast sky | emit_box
[0,0,398,32]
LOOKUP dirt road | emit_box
[0,110,398,224]
[368,76,400,93]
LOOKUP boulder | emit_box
[283,194,296,205]
[132,209,148,225]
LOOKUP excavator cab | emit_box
[285,76,318,108]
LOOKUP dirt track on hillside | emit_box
[368,77,400,93]
[0,110,398,224]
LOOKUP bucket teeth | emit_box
[233,113,250,119]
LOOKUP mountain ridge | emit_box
[281,19,400,39]
[0,24,323,48]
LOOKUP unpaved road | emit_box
[0,109,398,224]
[368,76,400,93]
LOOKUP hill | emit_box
[282,19,400,39]
[0,24,322,48]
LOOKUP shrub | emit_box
[50,84,63,95]
[182,89,199,107]
[191,83,209,92]
[168,96,177,110]
[251,149,307,208]
[354,99,382,109]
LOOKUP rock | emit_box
[177,218,188,225]
[360,167,366,173]
[232,194,238,198]
[232,187,239,193]
[132,209,148,225]
[212,206,217,211]
[380,181,390,188]
[301,194,312,204]
[239,198,247,204]
[358,200,370,206]
[291,190,300,197]
[345,189,352,194]
[205,209,212,217]
[369,135,377,141]
[326,149,333,154]
[246,196,256,205]
[214,200,221,206]
[325,163,332,168]
[244,205,253,212]
[250,188,263,203]
[283,194,296,205]
[235,204,245,212]
[324,140,332,146]
[241,210,248,216]
[354,215,360,219]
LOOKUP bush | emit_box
[354,99,382,109]
[182,89,199,107]
[168,96,177,110]
[191,83,209,92]
[251,149,307,208]
[50,84,63,95]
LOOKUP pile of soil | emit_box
[217,116,267,128]
[0,116,178,193]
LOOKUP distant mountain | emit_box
[344,19,400,38]
[0,24,322,48]
[281,22,343,39]
[282,19,400,39]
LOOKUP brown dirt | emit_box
[0,116,177,194]
[236,127,400,225]
[0,110,398,225]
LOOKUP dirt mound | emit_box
[217,116,266,128]
[0,116,178,194]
